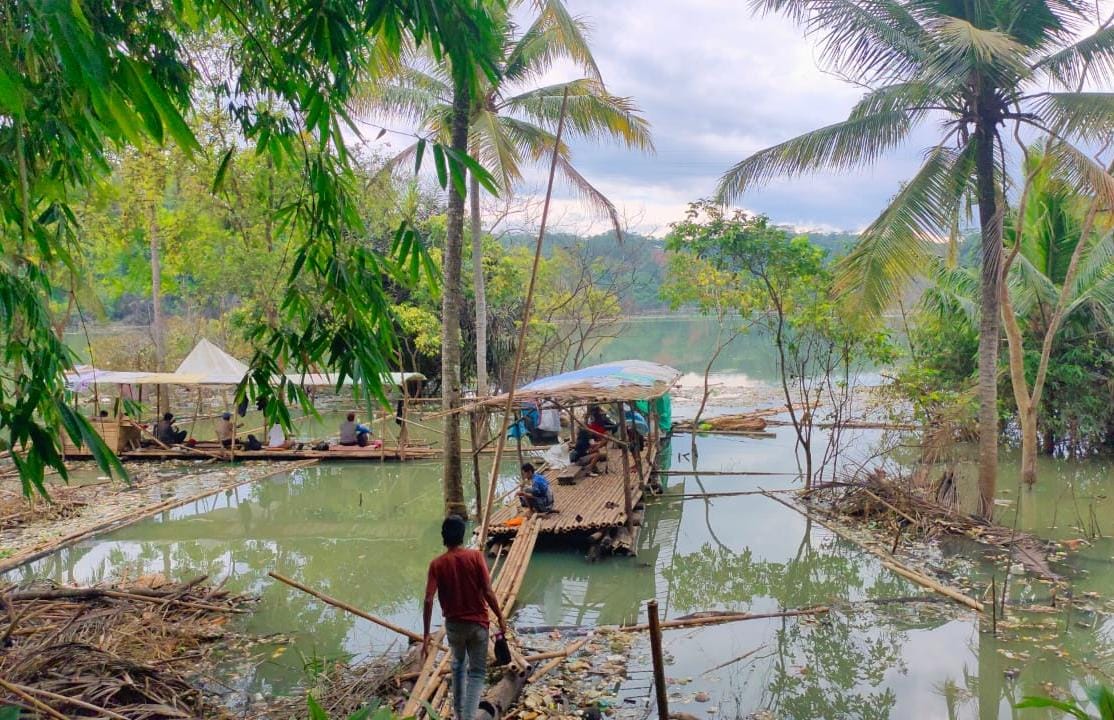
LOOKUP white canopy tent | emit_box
[67,338,425,391]
[174,337,250,384]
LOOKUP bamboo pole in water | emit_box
[647,600,669,720]
[268,571,426,644]
[476,88,570,549]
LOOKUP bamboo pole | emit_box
[618,606,830,632]
[759,490,985,613]
[0,678,71,720]
[476,88,570,550]
[469,411,484,520]
[647,600,669,720]
[268,571,427,644]
[618,402,634,533]
[528,637,590,682]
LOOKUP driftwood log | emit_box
[475,668,530,720]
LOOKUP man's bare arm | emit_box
[484,584,507,633]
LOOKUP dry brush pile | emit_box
[0,576,255,719]
[808,469,1057,578]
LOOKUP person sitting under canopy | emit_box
[517,463,555,513]
[339,412,382,448]
[156,413,188,445]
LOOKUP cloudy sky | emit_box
[513,0,939,236]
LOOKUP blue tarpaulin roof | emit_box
[472,360,681,408]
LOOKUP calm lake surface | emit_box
[16,317,1114,718]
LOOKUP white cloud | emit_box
[515,0,925,235]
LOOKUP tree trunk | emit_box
[149,200,165,373]
[471,171,488,398]
[1000,272,1037,486]
[973,120,1002,518]
[441,72,470,519]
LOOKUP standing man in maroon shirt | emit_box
[423,516,508,720]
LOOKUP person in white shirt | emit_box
[267,423,295,449]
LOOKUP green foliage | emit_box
[902,145,1114,451]
[716,0,1114,318]
[664,200,895,481]
[0,0,506,495]
[305,696,401,720]
[0,707,19,720]
[1018,684,1114,719]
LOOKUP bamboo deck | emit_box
[487,445,652,539]
[63,443,439,463]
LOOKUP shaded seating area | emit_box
[62,338,428,462]
[463,359,680,558]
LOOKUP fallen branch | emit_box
[759,490,984,613]
[527,637,590,682]
[701,643,766,675]
[616,606,829,632]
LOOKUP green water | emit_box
[11,425,1114,718]
[11,318,1114,718]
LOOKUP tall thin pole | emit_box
[618,401,634,533]
[469,410,483,520]
[647,599,669,720]
[476,89,570,549]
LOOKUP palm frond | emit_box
[471,108,522,192]
[1031,92,1114,142]
[503,0,601,84]
[497,116,569,164]
[716,110,912,202]
[1034,25,1114,88]
[368,141,421,184]
[1010,251,1061,316]
[849,81,953,119]
[554,154,623,239]
[751,0,928,83]
[1047,140,1114,211]
[923,17,1031,86]
[834,142,976,315]
[502,79,654,151]
[1066,228,1114,304]
[351,63,451,126]
[920,256,981,322]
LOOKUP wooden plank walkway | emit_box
[403,515,542,719]
[487,446,650,538]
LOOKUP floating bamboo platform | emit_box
[63,443,439,463]
[486,444,655,540]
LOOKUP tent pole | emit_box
[618,401,634,533]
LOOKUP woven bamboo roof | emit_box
[467,359,681,411]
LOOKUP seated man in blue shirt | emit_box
[516,463,555,513]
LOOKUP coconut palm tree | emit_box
[364,0,652,391]
[716,0,1114,516]
[999,148,1113,484]
[360,0,652,516]
[916,147,1113,486]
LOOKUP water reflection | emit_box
[6,425,1114,716]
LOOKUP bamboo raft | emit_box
[486,445,654,540]
[63,443,439,463]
